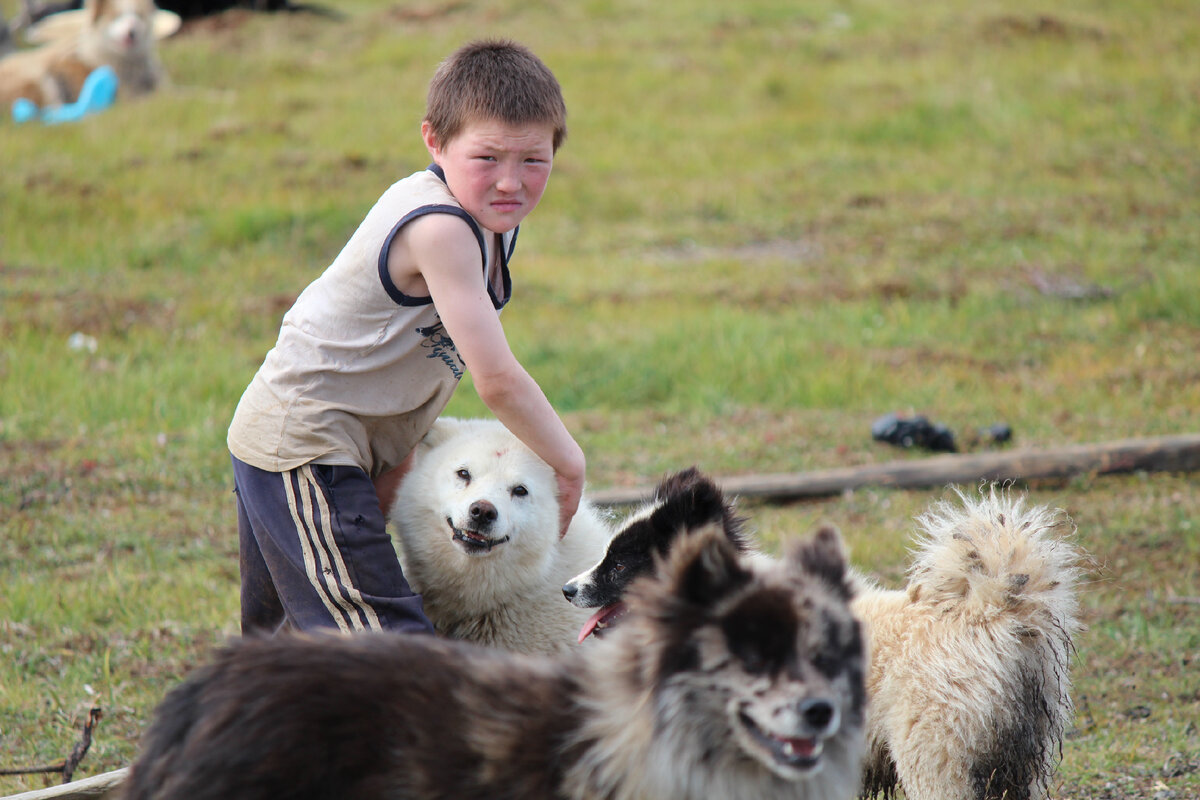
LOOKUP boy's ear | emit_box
[421,120,442,161]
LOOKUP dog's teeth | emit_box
[778,737,820,760]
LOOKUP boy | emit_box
[227,39,585,636]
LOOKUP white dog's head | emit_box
[391,418,560,599]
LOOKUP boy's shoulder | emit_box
[363,167,476,252]
[380,167,481,248]
[378,166,459,209]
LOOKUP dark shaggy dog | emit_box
[122,524,867,800]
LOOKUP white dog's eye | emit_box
[456,468,470,483]
[512,485,528,498]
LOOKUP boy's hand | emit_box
[556,472,584,540]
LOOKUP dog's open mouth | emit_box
[447,519,509,555]
[738,711,824,771]
[576,602,628,643]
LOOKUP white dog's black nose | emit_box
[562,582,578,601]
[469,500,498,527]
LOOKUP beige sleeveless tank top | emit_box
[227,166,514,476]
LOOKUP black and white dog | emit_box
[563,467,755,641]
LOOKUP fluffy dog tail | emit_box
[907,485,1081,637]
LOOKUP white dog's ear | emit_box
[419,417,463,451]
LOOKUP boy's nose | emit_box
[495,167,521,192]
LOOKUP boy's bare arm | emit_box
[393,215,586,535]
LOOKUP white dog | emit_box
[389,417,613,655]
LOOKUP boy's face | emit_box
[423,118,555,234]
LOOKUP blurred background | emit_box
[1,1,1197,796]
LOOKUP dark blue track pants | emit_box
[231,454,434,636]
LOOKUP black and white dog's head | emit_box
[563,467,751,642]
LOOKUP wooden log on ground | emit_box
[588,433,1200,507]
[1,769,127,800]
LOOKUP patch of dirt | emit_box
[645,237,823,265]
[982,14,1108,43]
[240,292,297,320]
[0,261,40,279]
[595,272,964,312]
[847,194,887,209]
[385,1,470,23]
[864,343,1013,375]
[1023,265,1115,301]
[22,169,106,200]
[1,290,171,338]
[1058,775,1194,800]
[176,8,257,36]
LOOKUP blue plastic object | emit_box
[11,65,119,125]
[11,96,38,123]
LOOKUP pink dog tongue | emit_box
[577,609,607,643]
[576,603,624,644]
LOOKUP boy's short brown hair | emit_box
[425,39,567,153]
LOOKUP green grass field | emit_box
[1,0,1197,796]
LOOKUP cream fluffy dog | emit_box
[854,487,1083,800]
